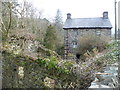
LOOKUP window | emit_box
[96,30,101,36]
[72,41,77,48]
[73,29,79,35]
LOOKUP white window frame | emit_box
[96,30,101,36]
[72,41,77,48]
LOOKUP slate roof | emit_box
[63,17,112,29]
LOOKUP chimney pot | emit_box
[103,11,108,19]
[67,13,71,19]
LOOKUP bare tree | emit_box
[1,2,13,40]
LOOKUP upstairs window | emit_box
[73,29,79,35]
[96,30,101,36]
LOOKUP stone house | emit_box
[63,12,112,59]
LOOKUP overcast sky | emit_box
[19,0,120,34]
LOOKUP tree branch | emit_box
[0,17,7,33]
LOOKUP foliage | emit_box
[54,9,63,26]
[92,40,120,67]
[107,41,120,62]
[1,1,64,58]
[2,50,73,88]
[56,45,64,57]
[54,9,64,55]
[77,32,110,60]
[44,25,57,50]
[35,56,71,75]
[2,37,117,89]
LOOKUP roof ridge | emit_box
[71,17,103,19]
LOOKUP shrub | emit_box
[44,25,57,50]
[77,32,110,58]
[56,45,64,57]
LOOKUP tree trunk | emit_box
[6,2,12,38]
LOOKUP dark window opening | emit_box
[76,53,81,59]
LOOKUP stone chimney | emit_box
[67,13,71,19]
[103,11,108,19]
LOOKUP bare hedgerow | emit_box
[77,31,111,59]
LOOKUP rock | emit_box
[89,84,112,89]
[44,77,55,88]
[101,78,113,85]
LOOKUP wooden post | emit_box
[118,1,120,89]
[118,1,120,40]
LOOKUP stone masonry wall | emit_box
[64,28,111,57]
